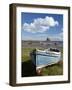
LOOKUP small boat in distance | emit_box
[30,48,61,69]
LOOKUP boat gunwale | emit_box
[36,53,61,57]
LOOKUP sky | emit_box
[21,12,63,41]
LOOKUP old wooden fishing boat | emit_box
[30,48,61,69]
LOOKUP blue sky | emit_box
[21,12,63,41]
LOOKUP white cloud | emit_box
[22,16,59,33]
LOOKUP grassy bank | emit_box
[22,48,35,62]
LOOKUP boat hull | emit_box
[36,53,61,69]
[31,50,61,69]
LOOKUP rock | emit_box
[36,68,43,76]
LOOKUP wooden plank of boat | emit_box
[36,60,61,70]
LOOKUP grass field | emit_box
[22,48,35,62]
[21,47,63,77]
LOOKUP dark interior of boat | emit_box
[50,48,60,52]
